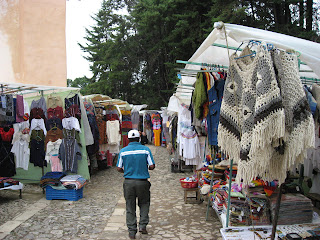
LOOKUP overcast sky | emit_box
[66,0,103,80]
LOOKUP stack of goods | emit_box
[121,110,132,147]
[270,193,314,225]
[247,197,270,225]
[213,165,228,180]
[224,165,237,182]
[223,184,249,226]
[41,172,87,201]
[60,175,87,190]
[40,171,66,188]
[212,188,226,213]
[0,177,20,188]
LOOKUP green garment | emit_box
[192,72,208,119]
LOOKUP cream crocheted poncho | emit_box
[218,44,314,185]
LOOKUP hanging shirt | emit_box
[62,117,81,132]
[30,119,47,136]
[47,106,64,120]
[46,117,63,131]
[106,120,121,145]
[179,128,201,164]
[59,138,82,173]
[29,108,46,122]
[45,139,62,165]
[30,97,47,118]
[11,135,30,170]
[29,139,46,167]
[47,95,63,109]
[45,128,63,147]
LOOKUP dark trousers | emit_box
[123,179,151,235]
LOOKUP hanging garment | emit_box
[62,128,81,146]
[30,119,47,136]
[153,129,161,146]
[192,72,208,119]
[0,132,16,177]
[47,106,64,120]
[86,114,99,156]
[29,108,46,122]
[179,128,201,165]
[131,111,140,130]
[47,94,63,109]
[30,97,47,118]
[207,78,225,146]
[11,133,30,170]
[65,93,81,122]
[46,117,63,130]
[45,139,62,172]
[0,127,14,142]
[45,128,63,149]
[29,139,46,167]
[79,94,94,146]
[62,117,81,132]
[218,45,314,185]
[15,95,25,123]
[106,120,121,145]
[0,95,14,122]
[59,138,82,173]
[97,116,107,145]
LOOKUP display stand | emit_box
[0,182,23,199]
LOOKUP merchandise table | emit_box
[220,215,320,240]
[0,182,23,199]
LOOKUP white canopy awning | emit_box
[170,23,320,111]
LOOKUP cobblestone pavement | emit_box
[0,145,222,240]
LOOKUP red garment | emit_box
[107,150,113,166]
[47,106,64,120]
[122,134,129,147]
[0,128,14,142]
[121,121,132,132]
[30,108,46,122]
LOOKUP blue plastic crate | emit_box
[45,186,83,201]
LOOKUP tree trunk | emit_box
[299,0,304,27]
[273,2,282,27]
[306,0,313,31]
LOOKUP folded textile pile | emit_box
[40,172,66,188]
[270,193,313,225]
[0,177,20,188]
[60,175,87,190]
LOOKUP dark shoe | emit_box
[139,228,148,234]
[129,233,136,239]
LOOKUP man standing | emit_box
[117,129,155,239]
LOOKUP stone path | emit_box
[0,145,222,240]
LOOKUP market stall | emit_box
[0,82,91,185]
[168,22,320,240]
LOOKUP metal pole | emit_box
[206,145,216,221]
[226,159,234,227]
[40,90,45,194]
[271,183,284,240]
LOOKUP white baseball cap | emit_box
[128,129,140,139]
